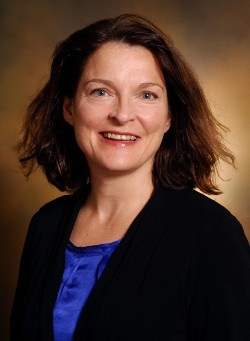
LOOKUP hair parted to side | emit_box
[17,14,235,194]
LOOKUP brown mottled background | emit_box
[0,0,249,339]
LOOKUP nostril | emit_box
[109,111,134,123]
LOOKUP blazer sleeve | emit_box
[10,194,78,341]
[10,212,42,340]
[188,214,250,340]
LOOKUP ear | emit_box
[164,114,171,133]
[63,97,74,126]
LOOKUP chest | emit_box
[73,237,191,340]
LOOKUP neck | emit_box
[70,168,155,246]
[86,168,154,218]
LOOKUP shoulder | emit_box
[34,193,78,218]
[29,193,78,228]
[154,187,248,251]
[19,192,83,264]
[158,186,239,226]
[26,193,81,242]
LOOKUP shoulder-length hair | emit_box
[17,14,235,194]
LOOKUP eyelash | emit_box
[89,88,158,100]
[90,88,109,96]
[140,92,158,100]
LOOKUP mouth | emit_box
[101,132,138,141]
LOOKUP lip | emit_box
[99,131,140,146]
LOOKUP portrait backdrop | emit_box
[0,0,249,339]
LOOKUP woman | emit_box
[11,14,250,340]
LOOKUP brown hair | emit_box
[17,14,235,194]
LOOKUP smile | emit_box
[102,132,137,141]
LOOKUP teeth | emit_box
[103,133,137,141]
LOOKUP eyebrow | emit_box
[138,82,165,91]
[83,79,165,91]
[83,79,113,87]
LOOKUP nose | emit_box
[109,96,134,125]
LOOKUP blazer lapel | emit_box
[39,192,87,340]
[74,186,179,340]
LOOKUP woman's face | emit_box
[63,42,170,179]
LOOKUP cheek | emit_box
[73,106,101,128]
[164,115,171,133]
[143,112,170,135]
[72,105,104,152]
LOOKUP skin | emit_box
[63,42,171,246]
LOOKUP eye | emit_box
[90,88,108,97]
[140,92,158,100]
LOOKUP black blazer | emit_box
[11,187,250,340]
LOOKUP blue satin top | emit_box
[53,239,121,341]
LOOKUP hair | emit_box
[17,14,235,194]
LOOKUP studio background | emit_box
[0,0,249,339]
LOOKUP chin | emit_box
[93,160,138,173]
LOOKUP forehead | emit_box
[87,41,154,58]
[81,42,164,82]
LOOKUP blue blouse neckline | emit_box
[53,238,121,341]
[67,239,122,254]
